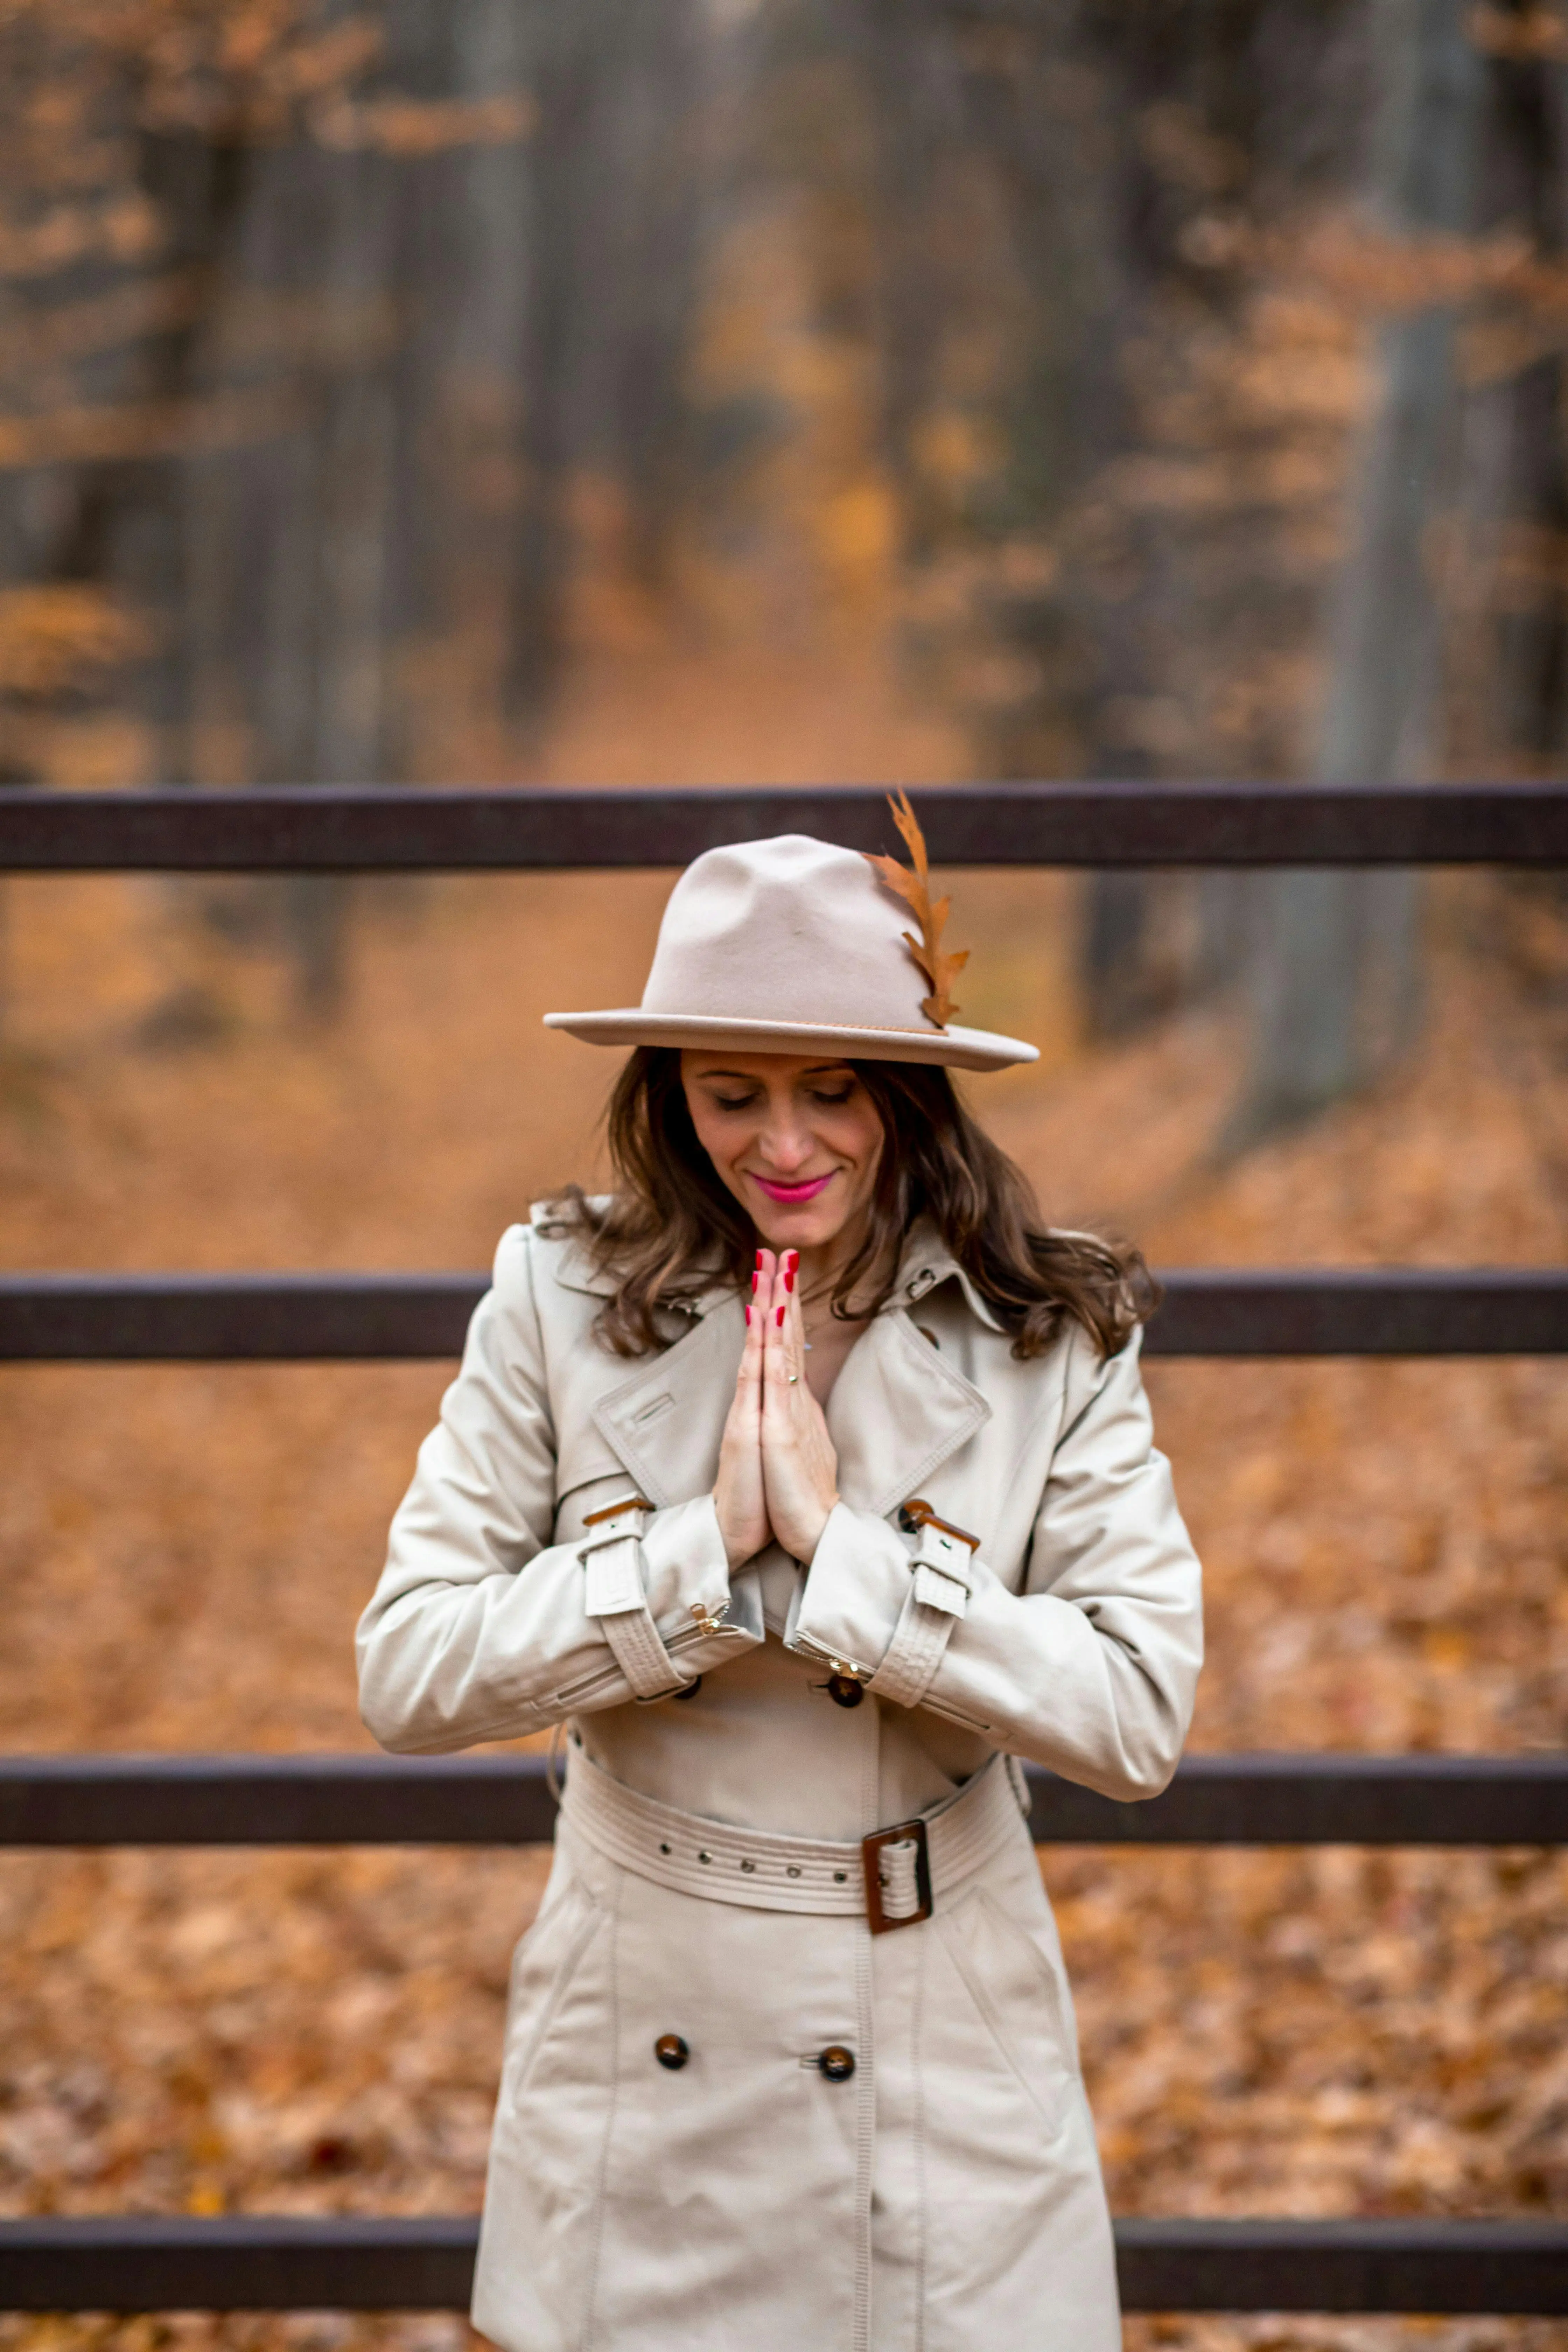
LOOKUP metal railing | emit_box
[0,780,1565,871]
[2,783,1566,2321]
[2,1266,1565,1359]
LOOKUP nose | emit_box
[756,1101,813,1173]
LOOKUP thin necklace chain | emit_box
[800,1285,870,1333]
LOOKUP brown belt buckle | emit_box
[862,1816,933,1936]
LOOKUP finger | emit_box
[767,1247,805,1368]
[741,1253,764,1352]
[768,1253,795,1353]
[760,1264,788,1395]
[742,1247,774,1361]
[782,1248,806,1374]
[763,1258,802,1396]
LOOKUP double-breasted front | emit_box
[357,1209,1204,2352]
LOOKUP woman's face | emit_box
[680,1051,884,1258]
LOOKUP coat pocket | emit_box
[496,1874,607,2116]
[918,1882,1118,2346]
[476,1866,617,2352]
[931,1886,1078,2142]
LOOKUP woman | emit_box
[357,812,1203,2352]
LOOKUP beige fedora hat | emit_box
[544,816,1038,1074]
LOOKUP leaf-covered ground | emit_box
[0,861,1563,2352]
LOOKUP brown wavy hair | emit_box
[547,1047,1158,1362]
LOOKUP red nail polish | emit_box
[744,1306,751,1326]
[784,1268,795,1293]
[776,1305,785,1326]
[755,1250,763,1269]
[751,1272,759,1293]
[788,1249,799,1267]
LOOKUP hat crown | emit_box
[640,833,941,1038]
[540,825,1038,1070]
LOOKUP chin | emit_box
[751,1204,852,1253]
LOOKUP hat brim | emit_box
[541,1009,1038,1073]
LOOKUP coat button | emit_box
[654,2035,690,2071]
[827,1674,864,1709]
[817,2045,856,2082]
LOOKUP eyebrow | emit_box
[694,1064,854,1080]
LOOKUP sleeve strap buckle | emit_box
[898,1497,980,1550]
[582,1492,654,1529]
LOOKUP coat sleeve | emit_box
[785,1326,1202,1800]
[356,1225,762,1754]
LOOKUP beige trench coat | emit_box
[357,1212,1204,2352]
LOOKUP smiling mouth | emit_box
[749,1172,835,1204]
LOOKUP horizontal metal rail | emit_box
[1,782,1566,871]
[3,1267,1565,1359]
[1,2214,1564,2314]
[0,1272,488,1362]
[3,1751,1564,1847]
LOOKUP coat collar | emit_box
[888,1218,1006,1334]
[584,1215,995,1520]
[533,1199,731,1315]
[536,1201,1003,1331]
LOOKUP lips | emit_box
[750,1172,834,1204]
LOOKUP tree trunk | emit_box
[1231,0,1486,1144]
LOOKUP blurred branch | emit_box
[0,586,152,699]
[0,196,165,279]
[1469,1,1568,60]
[307,90,535,154]
[0,272,209,380]
[131,10,385,144]
[0,385,311,470]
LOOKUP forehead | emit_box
[680,1051,857,1084]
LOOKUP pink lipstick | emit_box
[750,1172,833,1204]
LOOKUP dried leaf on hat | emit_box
[863,789,970,1027]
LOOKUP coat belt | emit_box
[559,1740,1027,1931]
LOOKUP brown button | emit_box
[817,2045,855,2082]
[826,1675,864,1709]
[654,2034,690,2071]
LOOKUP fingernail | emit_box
[755,1250,763,1269]
[784,1268,795,1293]
[776,1305,785,1327]
[745,1306,751,1326]
[751,1272,759,1293]
[787,1250,799,1268]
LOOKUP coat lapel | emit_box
[826,1305,990,1520]
[591,1298,744,1508]
[586,1247,991,1524]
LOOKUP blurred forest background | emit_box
[2,1,1568,2348]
